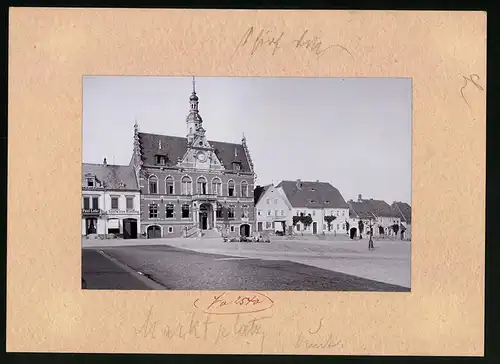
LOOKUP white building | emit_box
[255,179,350,235]
[82,160,141,239]
[254,184,292,233]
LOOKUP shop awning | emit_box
[107,219,119,229]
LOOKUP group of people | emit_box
[222,233,271,243]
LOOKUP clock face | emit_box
[197,152,207,162]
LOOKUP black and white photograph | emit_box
[81,76,412,292]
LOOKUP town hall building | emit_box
[130,78,256,238]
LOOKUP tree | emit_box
[392,223,399,236]
[324,215,337,231]
[345,221,350,233]
[301,214,313,230]
[358,220,364,239]
[292,216,301,226]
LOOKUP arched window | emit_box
[166,203,175,218]
[240,180,248,197]
[241,204,249,218]
[228,180,235,197]
[181,176,192,195]
[181,204,191,218]
[165,176,174,195]
[197,176,207,195]
[148,175,158,194]
[228,205,236,219]
[212,178,222,195]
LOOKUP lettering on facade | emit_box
[82,208,101,215]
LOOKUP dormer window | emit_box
[325,200,330,204]
[232,161,241,171]
[310,200,316,204]
[310,188,316,191]
[156,155,167,165]
[118,181,126,188]
[86,178,95,187]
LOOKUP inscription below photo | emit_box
[81,76,412,292]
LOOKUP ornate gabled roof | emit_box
[276,180,349,209]
[137,132,253,172]
[82,163,139,191]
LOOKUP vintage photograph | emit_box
[81,76,412,292]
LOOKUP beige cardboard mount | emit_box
[7,8,486,356]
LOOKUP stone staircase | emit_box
[184,224,200,238]
[200,229,222,239]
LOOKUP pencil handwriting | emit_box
[134,306,271,353]
[294,318,342,350]
[460,74,484,109]
[233,26,353,61]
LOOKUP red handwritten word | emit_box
[193,291,274,315]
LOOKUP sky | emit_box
[83,76,411,204]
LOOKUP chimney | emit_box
[358,194,362,201]
[296,179,302,189]
[103,157,107,166]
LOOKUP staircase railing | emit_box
[184,223,199,238]
[217,224,230,239]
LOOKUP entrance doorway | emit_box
[313,221,318,234]
[240,224,250,237]
[86,218,97,235]
[147,225,161,239]
[123,218,138,239]
[280,221,286,234]
[199,203,212,230]
[350,227,357,239]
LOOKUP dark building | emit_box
[130,78,256,238]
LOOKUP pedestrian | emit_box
[368,230,374,250]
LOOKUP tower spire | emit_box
[186,77,203,144]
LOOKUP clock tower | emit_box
[179,77,223,171]
[186,77,203,145]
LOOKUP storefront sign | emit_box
[82,208,101,215]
